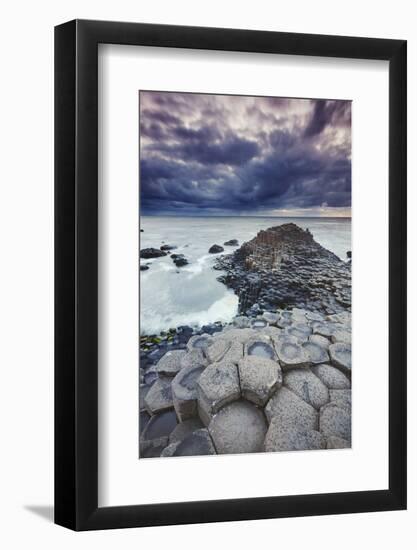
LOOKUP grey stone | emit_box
[264,421,326,452]
[274,337,311,370]
[312,322,338,339]
[221,341,244,364]
[245,335,277,361]
[329,343,352,375]
[197,362,241,425]
[172,428,217,456]
[285,323,312,342]
[309,334,330,349]
[251,318,268,329]
[311,364,351,389]
[155,350,187,376]
[214,328,257,344]
[306,311,325,322]
[302,341,329,364]
[330,329,351,344]
[160,441,181,457]
[329,389,352,411]
[291,308,309,321]
[141,409,178,441]
[172,364,206,421]
[326,435,351,449]
[238,356,282,406]
[327,312,351,325]
[144,377,174,415]
[263,326,282,342]
[283,368,329,410]
[319,402,351,441]
[139,410,151,435]
[206,338,229,363]
[140,436,168,458]
[169,418,204,444]
[233,316,251,329]
[187,333,214,352]
[265,386,318,430]
[181,348,208,369]
[208,400,267,454]
[139,383,152,411]
[262,311,280,325]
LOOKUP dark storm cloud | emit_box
[139,91,351,215]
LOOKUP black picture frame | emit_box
[55,19,407,531]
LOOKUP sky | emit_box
[139,91,351,217]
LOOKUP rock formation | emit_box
[215,223,351,315]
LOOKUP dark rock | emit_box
[174,257,189,267]
[209,244,224,254]
[141,409,177,441]
[160,244,177,251]
[140,248,167,259]
[140,265,149,271]
[347,250,351,259]
[224,239,239,246]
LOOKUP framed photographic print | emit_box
[55,20,407,530]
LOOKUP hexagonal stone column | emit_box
[311,364,351,389]
[244,335,277,361]
[302,341,329,364]
[197,361,241,426]
[319,402,351,441]
[283,368,329,410]
[154,350,187,377]
[171,364,206,421]
[208,400,267,454]
[162,428,217,456]
[144,377,174,415]
[329,389,351,411]
[265,386,318,431]
[264,421,325,452]
[274,337,311,370]
[238,356,282,406]
[187,334,214,352]
[329,342,351,376]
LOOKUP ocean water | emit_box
[140,216,351,335]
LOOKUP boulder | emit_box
[233,316,251,329]
[311,364,351,389]
[330,328,351,344]
[302,341,329,364]
[140,248,167,259]
[197,362,241,425]
[186,334,214,352]
[208,244,224,254]
[283,368,329,410]
[319,402,351,441]
[265,386,318,430]
[169,418,204,444]
[224,239,239,246]
[181,348,208,369]
[140,436,168,458]
[174,257,189,267]
[155,350,187,377]
[309,334,330,349]
[140,265,149,271]
[329,389,351,411]
[274,337,311,370]
[329,342,351,376]
[264,421,326,452]
[262,311,280,325]
[238,356,282,406]
[141,409,178,441]
[208,400,267,454]
[160,244,177,251]
[144,377,174,415]
[171,429,217,456]
[172,364,206,421]
[326,435,351,449]
[285,323,312,342]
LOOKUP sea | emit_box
[140,216,351,335]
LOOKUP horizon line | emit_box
[140,213,352,220]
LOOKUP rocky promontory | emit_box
[214,223,351,316]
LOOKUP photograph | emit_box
[139,91,352,458]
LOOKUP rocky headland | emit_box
[139,223,352,458]
[214,223,351,316]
